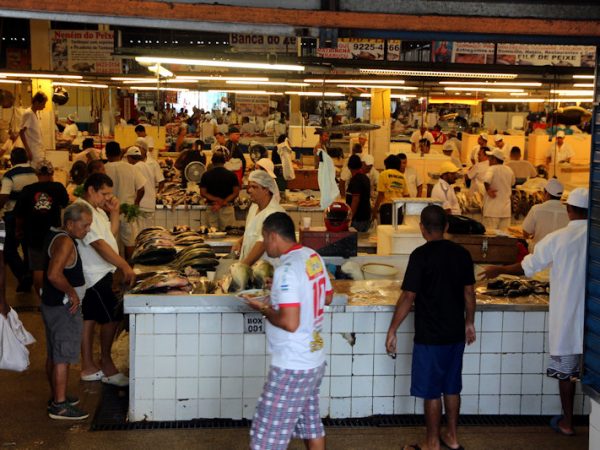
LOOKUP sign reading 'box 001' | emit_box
[244,313,265,334]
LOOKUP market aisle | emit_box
[0,282,589,450]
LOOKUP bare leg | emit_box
[303,437,325,450]
[46,357,54,396]
[32,270,43,301]
[423,399,442,450]
[52,363,68,403]
[558,379,576,433]
[81,320,100,376]
[99,321,119,377]
[442,394,461,448]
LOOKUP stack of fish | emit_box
[131,227,177,265]
[484,278,549,297]
[157,183,203,207]
[129,270,193,295]
[220,260,274,293]
[170,243,219,271]
[173,231,205,246]
[512,189,545,220]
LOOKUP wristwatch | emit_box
[260,303,270,316]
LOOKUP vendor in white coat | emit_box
[233,170,285,266]
[483,187,588,437]
[546,130,574,167]
[431,161,461,215]
[482,148,515,230]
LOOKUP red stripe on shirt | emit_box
[279,303,300,308]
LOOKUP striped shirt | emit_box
[0,219,5,251]
[0,163,37,212]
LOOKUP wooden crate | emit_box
[300,227,358,258]
[446,234,519,264]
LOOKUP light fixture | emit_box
[225,80,309,87]
[285,91,345,96]
[550,89,594,96]
[359,69,518,79]
[53,82,108,88]
[573,83,594,88]
[572,75,594,79]
[176,76,269,81]
[148,65,173,78]
[359,93,416,99]
[121,79,197,84]
[336,84,418,90]
[136,56,304,72]
[304,79,405,84]
[0,79,21,84]
[548,98,593,102]
[439,81,541,87]
[0,72,82,79]
[111,77,156,81]
[443,87,524,93]
[509,92,529,96]
[208,89,280,95]
[128,86,189,92]
[487,98,544,103]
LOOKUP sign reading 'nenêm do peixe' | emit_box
[50,30,121,73]
[229,34,297,53]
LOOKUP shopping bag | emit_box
[0,312,31,372]
[7,309,36,346]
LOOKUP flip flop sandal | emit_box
[550,415,575,436]
[440,437,465,450]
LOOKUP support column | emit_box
[289,94,302,126]
[370,88,391,170]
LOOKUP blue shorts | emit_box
[410,342,465,400]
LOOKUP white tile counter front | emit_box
[125,295,589,422]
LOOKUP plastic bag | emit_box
[0,310,35,372]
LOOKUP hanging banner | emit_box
[50,30,121,73]
[6,48,30,70]
[387,40,401,61]
[234,94,270,117]
[229,34,297,53]
[317,38,386,60]
[496,44,595,67]
[432,42,495,64]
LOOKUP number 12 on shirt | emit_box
[312,276,326,323]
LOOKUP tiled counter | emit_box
[124,294,589,422]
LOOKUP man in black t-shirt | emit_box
[15,159,69,299]
[345,154,371,232]
[386,205,476,450]
[200,151,240,230]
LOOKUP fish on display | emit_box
[221,262,252,293]
[192,278,218,294]
[129,273,192,295]
[324,123,381,133]
[251,260,274,289]
[131,226,177,265]
[174,232,205,246]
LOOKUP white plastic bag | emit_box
[0,310,34,372]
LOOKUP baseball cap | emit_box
[125,146,142,157]
[36,159,54,174]
[494,134,504,142]
[566,187,589,209]
[479,132,489,141]
[439,161,460,174]
[557,130,566,138]
[256,158,276,179]
[361,154,374,165]
[67,114,76,122]
[544,178,564,197]
[485,147,505,161]
[442,143,455,152]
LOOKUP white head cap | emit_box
[256,158,276,179]
[566,187,588,209]
[485,147,505,161]
[249,169,280,202]
[557,130,566,138]
[494,134,504,142]
[125,146,142,157]
[544,178,564,197]
[479,132,489,141]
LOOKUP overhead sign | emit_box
[496,44,595,67]
[235,94,270,117]
[229,34,297,53]
[50,30,121,73]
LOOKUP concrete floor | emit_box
[0,274,590,450]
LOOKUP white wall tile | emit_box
[177,378,198,399]
[464,336,481,354]
[331,333,353,354]
[522,374,543,395]
[352,376,373,397]
[480,354,501,374]
[351,397,373,417]
[154,378,176,399]
[222,334,244,355]
[481,311,503,332]
[133,399,153,421]
[177,355,199,378]
[352,354,374,376]
[394,396,415,414]
[330,398,351,418]
[155,334,176,356]
[395,375,412,396]
[330,355,352,376]
[177,334,199,356]
[320,376,330,397]
[462,353,480,374]
[479,395,500,414]
[373,354,396,376]
[461,374,479,395]
[198,377,221,399]
[461,395,478,414]
[479,374,500,395]
[321,314,332,333]
[500,395,521,414]
[332,312,353,332]
[502,332,523,353]
[414,398,424,414]
[521,353,543,374]
[353,333,375,355]
[244,355,266,377]
[501,353,522,374]
[372,376,395,397]
[520,394,541,414]
[154,356,176,378]
[583,396,591,415]
[155,314,177,334]
[221,377,243,399]
[136,314,154,334]
[221,355,243,377]
[198,334,221,355]
[136,334,154,356]
[154,399,176,421]
[177,314,199,334]
[394,334,414,354]
[500,374,521,395]
[373,397,394,415]
[522,333,544,353]
[199,314,221,333]
[222,314,244,334]
[523,312,545,332]
[394,354,413,375]
[574,395,584,415]
[330,376,351,397]
[243,397,259,420]
[474,312,482,331]
[243,377,265,399]
[502,312,524,332]
[353,313,375,333]
[373,333,388,355]
[319,397,330,417]
[542,376,559,395]
[135,356,154,378]
[135,378,154,399]
[374,312,393,331]
[220,399,242,420]
[176,399,198,420]
[198,355,220,377]
[542,394,562,415]
[480,333,502,353]
[397,314,414,333]
[243,334,266,355]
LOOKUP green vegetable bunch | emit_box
[120,203,147,223]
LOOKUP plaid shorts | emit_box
[547,354,582,381]
[250,362,326,450]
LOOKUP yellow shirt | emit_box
[377,169,409,203]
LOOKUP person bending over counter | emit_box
[372,154,409,225]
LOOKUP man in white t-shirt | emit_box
[482,148,515,230]
[410,125,434,153]
[431,162,461,215]
[104,141,146,259]
[75,173,135,387]
[361,154,379,202]
[245,212,333,450]
[61,115,78,142]
[546,130,574,167]
[398,153,423,197]
[467,146,490,197]
[469,132,488,166]
[134,125,156,159]
[505,146,536,184]
[19,91,48,165]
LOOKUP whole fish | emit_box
[251,260,274,289]
[130,273,192,294]
[224,262,252,293]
